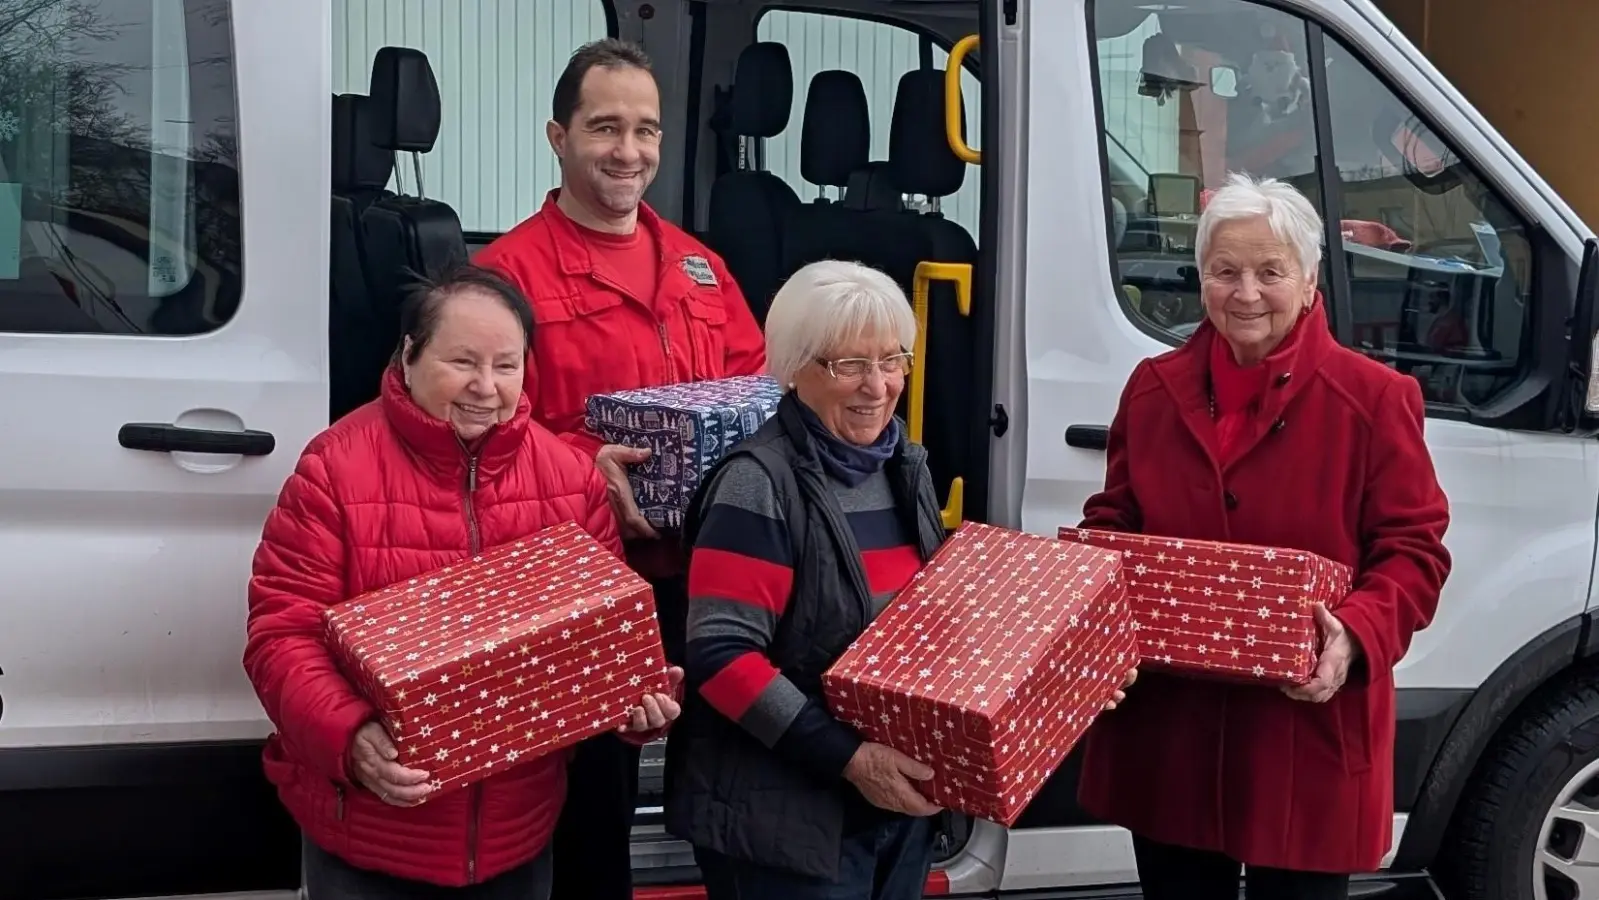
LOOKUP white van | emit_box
[3,0,1596,898]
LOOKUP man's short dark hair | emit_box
[551,38,653,128]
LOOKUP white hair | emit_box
[763,259,918,388]
[1195,172,1324,278]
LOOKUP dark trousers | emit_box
[1132,834,1350,900]
[302,835,552,900]
[547,574,684,900]
[695,815,935,900]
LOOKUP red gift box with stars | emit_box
[821,522,1137,826]
[1056,527,1352,687]
[322,521,671,798]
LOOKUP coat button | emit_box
[1224,490,1239,510]
[1275,372,1292,387]
[1271,417,1287,433]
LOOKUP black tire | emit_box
[1435,671,1599,900]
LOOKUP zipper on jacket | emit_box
[460,447,482,882]
[464,454,481,554]
[658,320,673,371]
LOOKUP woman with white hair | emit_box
[1074,172,1452,899]
[660,258,946,899]
[663,259,1133,898]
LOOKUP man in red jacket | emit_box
[474,38,766,900]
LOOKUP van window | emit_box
[756,9,982,238]
[0,0,241,336]
[332,0,615,235]
[1090,0,1536,410]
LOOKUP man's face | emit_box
[548,65,662,218]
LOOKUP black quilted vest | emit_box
[662,394,946,879]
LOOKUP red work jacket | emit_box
[1074,303,1452,874]
[474,191,767,457]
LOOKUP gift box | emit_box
[585,375,785,530]
[323,521,671,797]
[822,522,1136,826]
[1056,527,1352,686]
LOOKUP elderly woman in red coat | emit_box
[1075,172,1452,900]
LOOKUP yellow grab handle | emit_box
[945,35,981,165]
[908,262,973,531]
[908,262,973,444]
[941,477,965,531]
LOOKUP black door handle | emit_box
[1065,425,1109,451]
[119,423,276,456]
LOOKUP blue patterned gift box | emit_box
[585,375,786,530]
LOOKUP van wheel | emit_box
[1437,673,1599,900]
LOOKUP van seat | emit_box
[360,46,470,368]
[877,68,979,508]
[329,92,395,420]
[705,42,800,324]
[780,70,876,276]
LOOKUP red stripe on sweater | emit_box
[862,544,922,596]
[687,547,794,615]
[698,650,782,720]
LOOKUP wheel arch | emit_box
[1394,611,1595,870]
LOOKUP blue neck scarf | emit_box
[794,398,901,487]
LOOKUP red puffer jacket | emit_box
[243,367,622,886]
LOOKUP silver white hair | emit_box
[763,259,918,389]
[1195,172,1325,278]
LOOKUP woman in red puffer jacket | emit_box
[243,264,682,900]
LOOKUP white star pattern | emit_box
[323,522,673,798]
[822,522,1136,827]
[1057,528,1351,685]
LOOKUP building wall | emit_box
[333,1,982,237]
[1374,0,1599,227]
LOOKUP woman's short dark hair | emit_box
[393,263,534,366]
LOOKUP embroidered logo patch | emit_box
[681,255,718,287]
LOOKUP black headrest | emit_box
[331,93,395,192]
[368,47,441,153]
[730,42,792,138]
[800,71,869,189]
[843,162,905,212]
[887,69,966,198]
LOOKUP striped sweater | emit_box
[684,456,922,780]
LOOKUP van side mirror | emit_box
[1209,65,1239,99]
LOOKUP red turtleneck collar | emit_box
[1208,302,1314,463]
[378,365,531,487]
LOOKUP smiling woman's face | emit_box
[1201,215,1317,365]
[401,288,526,441]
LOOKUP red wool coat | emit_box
[1075,304,1452,874]
[243,368,623,886]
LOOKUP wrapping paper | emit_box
[324,521,671,796]
[1057,527,1351,686]
[823,522,1136,825]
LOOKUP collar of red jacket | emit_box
[1150,293,1335,468]
[379,365,531,486]
[1208,301,1314,416]
[538,188,669,278]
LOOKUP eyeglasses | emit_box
[815,352,914,381]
